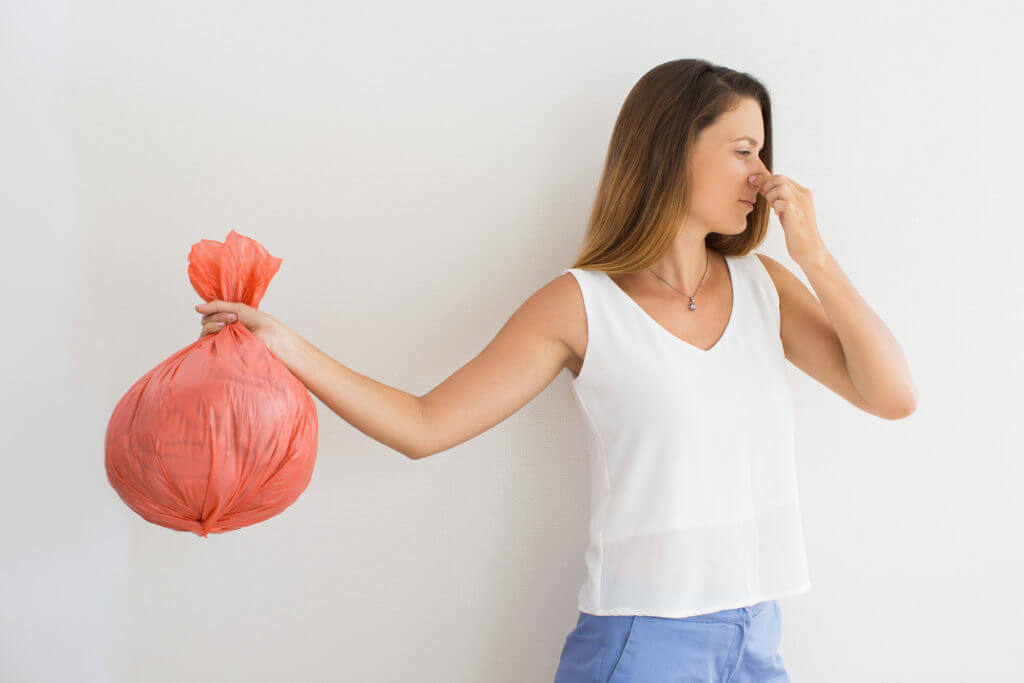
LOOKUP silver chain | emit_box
[648,251,710,312]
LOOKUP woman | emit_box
[196,59,917,682]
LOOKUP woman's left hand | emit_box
[748,173,826,269]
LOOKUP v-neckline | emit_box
[601,253,738,354]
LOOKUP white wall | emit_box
[3,1,1021,681]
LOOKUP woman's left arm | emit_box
[750,172,919,420]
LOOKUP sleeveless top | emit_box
[562,251,811,618]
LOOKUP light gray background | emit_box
[3,1,1021,681]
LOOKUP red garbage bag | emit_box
[105,229,319,537]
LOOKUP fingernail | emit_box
[217,322,226,328]
[226,314,236,321]
[748,175,757,183]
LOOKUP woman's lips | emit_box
[739,200,754,209]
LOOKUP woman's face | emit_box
[686,97,769,235]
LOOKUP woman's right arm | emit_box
[199,273,581,461]
[414,273,581,460]
[264,325,433,460]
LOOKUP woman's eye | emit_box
[738,150,752,156]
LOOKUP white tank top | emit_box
[562,251,811,618]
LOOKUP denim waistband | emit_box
[629,599,773,625]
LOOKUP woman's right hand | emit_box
[195,300,284,349]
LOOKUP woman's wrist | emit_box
[265,320,300,365]
[264,322,322,395]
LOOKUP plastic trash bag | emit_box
[105,229,319,537]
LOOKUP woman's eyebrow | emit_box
[730,135,762,146]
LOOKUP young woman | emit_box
[196,59,917,682]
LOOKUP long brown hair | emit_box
[569,59,774,274]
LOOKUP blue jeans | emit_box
[553,600,789,682]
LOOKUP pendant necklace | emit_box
[649,251,710,311]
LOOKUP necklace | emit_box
[649,251,710,311]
